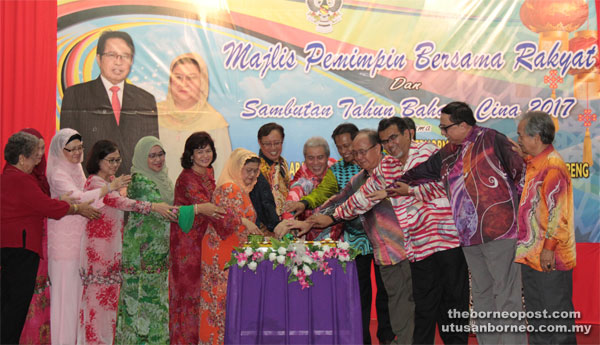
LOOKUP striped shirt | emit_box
[335,141,460,264]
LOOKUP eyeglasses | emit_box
[103,158,122,165]
[439,122,460,132]
[63,145,84,153]
[261,141,282,148]
[102,52,132,62]
[380,134,399,146]
[351,144,378,157]
[148,151,166,159]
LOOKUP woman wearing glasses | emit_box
[115,136,178,344]
[78,140,174,345]
[46,129,129,345]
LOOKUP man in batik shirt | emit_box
[399,102,527,345]
[514,111,576,345]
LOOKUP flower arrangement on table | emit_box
[225,235,359,289]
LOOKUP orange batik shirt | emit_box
[515,145,576,272]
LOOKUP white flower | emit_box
[317,250,324,258]
[322,245,330,252]
[276,255,286,264]
[302,256,314,264]
[248,261,258,271]
[277,247,287,255]
[303,265,313,276]
[244,247,253,256]
[268,252,277,261]
[237,259,247,267]
[338,241,350,250]
[293,266,298,275]
[339,254,349,262]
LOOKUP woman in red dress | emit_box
[19,128,52,345]
[168,132,227,344]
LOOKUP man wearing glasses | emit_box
[61,30,158,175]
[308,129,412,345]
[397,102,527,344]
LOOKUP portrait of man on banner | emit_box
[60,30,158,175]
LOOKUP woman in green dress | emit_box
[115,136,178,344]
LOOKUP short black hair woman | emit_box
[0,131,99,344]
[79,140,174,345]
[115,136,178,344]
[169,131,231,344]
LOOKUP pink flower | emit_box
[235,253,248,262]
[252,251,264,260]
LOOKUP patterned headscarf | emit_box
[131,136,174,204]
[217,148,259,194]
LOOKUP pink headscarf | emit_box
[46,128,86,191]
[21,128,50,195]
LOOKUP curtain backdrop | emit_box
[1,0,56,165]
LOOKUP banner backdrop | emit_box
[57,0,599,322]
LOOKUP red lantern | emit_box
[520,0,588,51]
[569,30,599,100]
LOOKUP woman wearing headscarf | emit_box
[158,53,232,181]
[79,140,176,345]
[46,128,129,345]
[1,131,99,344]
[199,148,264,345]
[168,132,228,344]
[115,136,178,344]
[19,128,52,345]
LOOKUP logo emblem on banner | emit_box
[306,0,343,34]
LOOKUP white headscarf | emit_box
[46,128,86,190]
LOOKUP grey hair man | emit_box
[514,111,577,345]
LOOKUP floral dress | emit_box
[79,175,151,345]
[169,168,225,344]
[199,182,255,345]
[19,225,51,345]
[115,173,170,344]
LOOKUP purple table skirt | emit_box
[224,259,362,345]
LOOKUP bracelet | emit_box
[73,204,79,214]
[107,183,113,193]
[194,204,198,214]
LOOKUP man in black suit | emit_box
[60,31,158,175]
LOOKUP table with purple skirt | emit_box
[224,258,362,344]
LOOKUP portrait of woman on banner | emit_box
[158,53,232,182]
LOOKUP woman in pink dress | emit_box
[46,129,129,345]
[79,140,175,345]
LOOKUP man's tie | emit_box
[110,86,121,125]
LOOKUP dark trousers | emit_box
[1,247,40,344]
[409,247,469,345]
[522,265,577,345]
[356,254,395,344]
